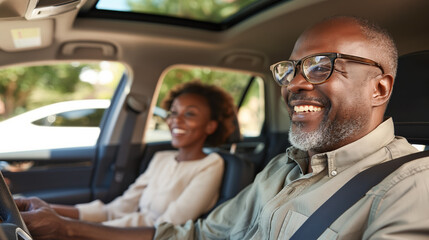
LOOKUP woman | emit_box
[51,81,237,227]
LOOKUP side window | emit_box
[145,66,265,142]
[0,62,124,153]
[238,77,265,137]
[32,108,107,127]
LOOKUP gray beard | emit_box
[288,116,366,153]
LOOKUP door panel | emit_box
[1,147,95,205]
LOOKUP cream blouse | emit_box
[76,151,224,227]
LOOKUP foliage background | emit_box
[0,62,124,121]
[126,0,258,23]
[153,67,265,137]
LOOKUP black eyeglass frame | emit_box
[269,52,385,86]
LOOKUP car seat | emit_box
[384,50,429,147]
[202,116,255,216]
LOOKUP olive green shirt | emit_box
[155,118,429,239]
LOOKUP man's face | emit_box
[282,20,382,155]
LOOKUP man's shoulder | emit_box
[263,152,290,167]
[392,153,429,182]
[366,152,429,227]
[372,152,429,194]
[256,152,298,180]
[388,136,418,157]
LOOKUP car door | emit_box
[0,61,127,205]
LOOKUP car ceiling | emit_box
[0,0,428,96]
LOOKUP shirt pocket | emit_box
[277,210,338,240]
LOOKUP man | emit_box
[15,16,429,239]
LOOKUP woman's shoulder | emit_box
[196,152,224,170]
[154,150,178,158]
[204,152,223,163]
[151,150,179,164]
[152,151,223,167]
[178,152,224,169]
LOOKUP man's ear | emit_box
[206,120,218,135]
[372,74,394,107]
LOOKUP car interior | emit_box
[0,0,428,239]
[385,51,429,150]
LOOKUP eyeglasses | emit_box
[270,52,384,86]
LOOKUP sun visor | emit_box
[0,19,53,52]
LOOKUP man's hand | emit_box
[15,197,66,240]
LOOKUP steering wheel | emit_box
[0,171,32,240]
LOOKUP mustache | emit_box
[287,93,329,107]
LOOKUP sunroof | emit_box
[95,0,278,25]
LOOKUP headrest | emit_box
[384,51,429,144]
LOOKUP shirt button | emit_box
[331,170,338,176]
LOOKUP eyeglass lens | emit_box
[273,61,294,85]
[273,55,334,85]
[302,56,332,83]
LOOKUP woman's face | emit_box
[166,93,217,150]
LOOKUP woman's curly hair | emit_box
[161,80,237,147]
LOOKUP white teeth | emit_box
[294,105,322,113]
[172,128,186,134]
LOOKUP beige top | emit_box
[76,151,224,227]
[156,118,429,239]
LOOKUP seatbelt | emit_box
[290,150,429,240]
[107,94,146,201]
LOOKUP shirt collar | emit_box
[286,147,309,174]
[287,118,395,177]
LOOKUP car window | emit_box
[145,66,265,143]
[32,108,106,127]
[0,62,125,153]
[96,0,261,23]
[237,78,265,137]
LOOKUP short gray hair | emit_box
[326,16,398,78]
